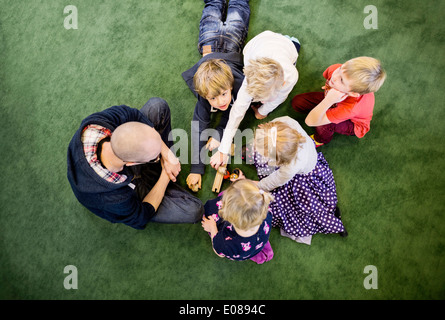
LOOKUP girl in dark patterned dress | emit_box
[251,116,347,245]
[202,179,274,263]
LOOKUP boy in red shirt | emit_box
[292,57,386,146]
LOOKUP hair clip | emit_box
[271,126,277,147]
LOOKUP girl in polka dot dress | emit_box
[251,116,346,245]
[201,179,274,263]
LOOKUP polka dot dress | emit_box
[255,151,345,238]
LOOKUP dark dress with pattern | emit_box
[204,196,273,261]
[254,150,344,242]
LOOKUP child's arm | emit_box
[190,100,212,175]
[305,88,348,127]
[202,216,225,258]
[257,165,297,192]
[211,81,252,169]
[202,216,218,237]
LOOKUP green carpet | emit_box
[1,0,444,300]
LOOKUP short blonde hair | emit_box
[193,59,234,98]
[254,121,306,166]
[219,179,273,231]
[342,57,386,94]
[244,57,284,101]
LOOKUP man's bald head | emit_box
[110,122,162,163]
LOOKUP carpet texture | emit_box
[1,0,444,300]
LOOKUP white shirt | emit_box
[218,30,299,155]
[257,116,317,192]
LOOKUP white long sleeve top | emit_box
[218,30,299,155]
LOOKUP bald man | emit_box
[67,97,204,229]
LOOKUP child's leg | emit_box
[223,0,251,53]
[291,91,324,114]
[198,0,227,55]
[315,120,355,144]
[292,93,355,144]
[249,241,273,264]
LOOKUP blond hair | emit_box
[244,57,284,101]
[254,121,306,166]
[219,179,273,231]
[342,57,386,95]
[193,59,234,98]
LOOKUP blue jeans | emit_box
[198,0,250,55]
[134,98,204,224]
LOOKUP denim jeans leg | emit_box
[203,0,227,20]
[224,0,250,52]
[198,0,226,54]
[198,0,250,54]
[137,98,205,224]
[140,97,173,148]
[150,182,204,224]
[132,164,204,224]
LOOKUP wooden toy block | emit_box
[209,139,236,193]
[212,163,227,193]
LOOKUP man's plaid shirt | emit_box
[81,124,127,183]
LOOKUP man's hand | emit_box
[161,144,181,182]
[210,151,229,170]
[186,173,202,192]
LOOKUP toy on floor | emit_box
[230,168,240,180]
[212,164,228,193]
[208,141,236,193]
[211,167,241,193]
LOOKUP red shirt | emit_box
[323,64,375,138]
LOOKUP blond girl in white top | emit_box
[247,116,347,245]
[210,30,300,169]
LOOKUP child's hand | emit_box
[202,215,218,236]
[325,87,348,104]
[206,137,221,151]
[230,169,246,182]
[210,151,228,170]
[186,173,201,192]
